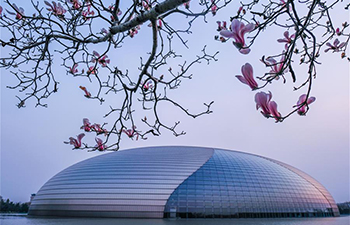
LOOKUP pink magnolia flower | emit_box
[261,54,287,78]
[255,91,273,117]
[67,0,81,10]
[110,8,122,22]
[45,1,66,17]
[64,133,85,148]
[81,118,91,131]
[211,0,218,15]
[142,0,151,10]
[123,126,139,140]
[92,51,110,67]
[0,6,3,17]
[335,28,341,36]
[255,92,282,120]
[142,80,153,92]
[7,4,25,20]
[268,101,281,121]
[79,86,91,98]
[216,21,227,31]
[87,66,96,75]
[157,19,162,29]
[235,63,258,90]
[324,39,346,52]
[129,26,140,38]
[82,4,94,20]
[148,19,162,29]
[91,123,108,135]
[277,31,295,49]
[296,94,316,115]
[95,137,106,151]
[69,64,78,74]
[220,19,255,54]
[108,4,122,14]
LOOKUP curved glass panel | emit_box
[29,146,214,218]
[164,149,339,218]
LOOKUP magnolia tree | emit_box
[0,0,348,151]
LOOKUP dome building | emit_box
[28,146,340,218]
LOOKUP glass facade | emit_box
[29,146,213,218]
[28,146,339,218]
[164,150,339,218]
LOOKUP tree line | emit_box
[0,196,29,213]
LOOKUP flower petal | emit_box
[241,23,255,34]
[307,96,316,104]
[235,75,248,85]
[220,30,234,38]
[239,48,251,54]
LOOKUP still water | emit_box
[1,214,349,225]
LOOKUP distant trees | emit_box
[337,202,350,214]
[0,196,29,213]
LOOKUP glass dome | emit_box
[28,146,339,218]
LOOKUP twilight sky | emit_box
[0,0,349,204]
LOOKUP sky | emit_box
[0,0,349,204]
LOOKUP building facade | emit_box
[28,146,339,218]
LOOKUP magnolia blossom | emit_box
[109,4,122,22]
[95,138,106,151]
[237,6,243,14]
[64,133,85,148]
[211,0,218,15]
[67,0,81,10]
[87,66,96,75]
[91,123,107,135]
[336,28,341,36]
[0,6,3,17]
[268,101,281,121]
[255,91,273,117]
[148,19,162,29]
[216,21,227,31]
[296,94,316,115]
[235,63,258,90]
[44,1,66,17]
[129,26,140,38]
[142,80,153,92]
[92,51,110,67]
[220,19,255,54]
[79,86,91,98]
[69,64,78,74]
[82,4,94,20]
[255,92,282,120]
[324,39,346,52]
[81,118,91,131]
[123,126,139,140]
[277,31,295,49]
[142,0,151,10]
[261,54,287,79]
[7,4,24,20]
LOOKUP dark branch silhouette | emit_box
[0,0,348,150]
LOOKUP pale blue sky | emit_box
[0,0,349,204]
